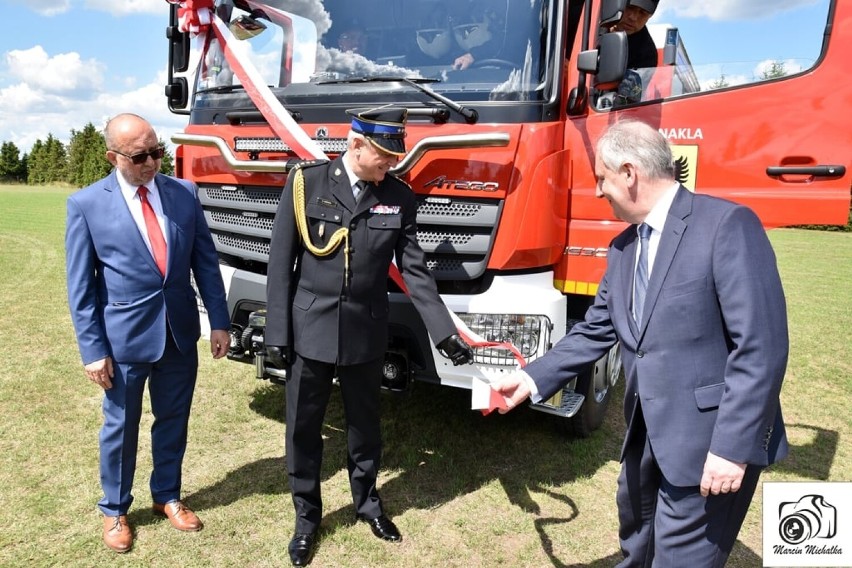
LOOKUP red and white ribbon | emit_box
[176,0,525,371]
[387,263,526,368]
[175,0,215,36]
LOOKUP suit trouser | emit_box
[286,354,384,533]
[98,333,198,516]
[615,421,762,568]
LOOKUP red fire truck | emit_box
[165,0,850,435]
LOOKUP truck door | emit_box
[567,0,851,230]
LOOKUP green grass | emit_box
[1,184,849,567]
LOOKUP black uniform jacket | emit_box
[265,155,457,365]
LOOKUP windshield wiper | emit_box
[196,84,246,94]
[316,76,478,124]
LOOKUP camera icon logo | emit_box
[778,494,836,545]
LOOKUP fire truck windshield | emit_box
[197,0,549,104]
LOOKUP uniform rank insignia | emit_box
[370,205,401,215]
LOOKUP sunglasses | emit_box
[112,146,165,165]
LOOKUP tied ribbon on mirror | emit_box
[173,0,215,36]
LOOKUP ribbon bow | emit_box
[174,0,215,36]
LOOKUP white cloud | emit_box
[0,71,186,155]
[83,0,167,17]
[17,0,71,17]
[754,58,805,77]
[6,46,104,94]
[658,0,823,21]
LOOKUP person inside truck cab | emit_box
[450,0,543,71]
[451,4,502,70]
[337,21,368,55]
[611,0,659,72]
[598,0,660,107]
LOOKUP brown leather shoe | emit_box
[152,500,203,532]
[103,514,133,553]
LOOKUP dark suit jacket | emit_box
[524,186,789,486]
[66,171,230,364]
[265,156,456,365]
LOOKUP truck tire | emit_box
[567,343,622,438]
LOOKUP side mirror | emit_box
[662,27,680,66]
[598,0,629,29]
[577,32,628,90]
[167,25,191,73]
[165,78,189,111]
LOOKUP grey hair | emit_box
[596,120,675,180]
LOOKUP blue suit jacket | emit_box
[525,186,789,486]
[66,171,230,365]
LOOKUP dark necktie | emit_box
[137,186,168,276]
[633,223,652,323]
[353,180,368,201]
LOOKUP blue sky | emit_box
[0,0,829,155]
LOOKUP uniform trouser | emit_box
[286,354,385,534]
[615,422,762,567]
[98,333,198,516]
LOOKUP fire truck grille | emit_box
[214,233,270,263]
[417,232,473,246]
[198,183,502,280]
[210,210,275,232]
[203,185,282,206]
[418,201,483,217]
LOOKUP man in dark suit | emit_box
[495,120,789,566]
[264,107,473,566]
[65,113,231,553]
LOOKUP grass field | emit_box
[0,184,849,567]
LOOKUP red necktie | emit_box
[137,186,168,276]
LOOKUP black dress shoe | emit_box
[359,514,402,542]
[288,532,316,566]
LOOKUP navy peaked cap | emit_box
[346,106,408,156]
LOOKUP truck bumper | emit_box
[389,271,567,390]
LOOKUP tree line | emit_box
[0,122,174,187]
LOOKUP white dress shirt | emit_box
[116,171,169,257]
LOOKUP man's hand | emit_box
[266,345,289,369]
[210,329,230,359]
[437,334,473,366]
[85,357,114,390]
[453,53,474,70]
[699,452,747,497]
[492,374,532,413]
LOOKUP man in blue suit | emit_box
[495,120,788,566]
[65,113,231,553]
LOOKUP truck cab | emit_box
[166,0,851,435]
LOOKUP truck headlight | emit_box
[455,313,551,365]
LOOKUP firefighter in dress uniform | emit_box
[264,106,473,566]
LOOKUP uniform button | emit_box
[637,350,644,358]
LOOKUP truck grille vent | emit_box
[203,186,282,206]
[198,183,502,280]
[210,210,275,232]
[417,232,474,246]
[418,201,483,217]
